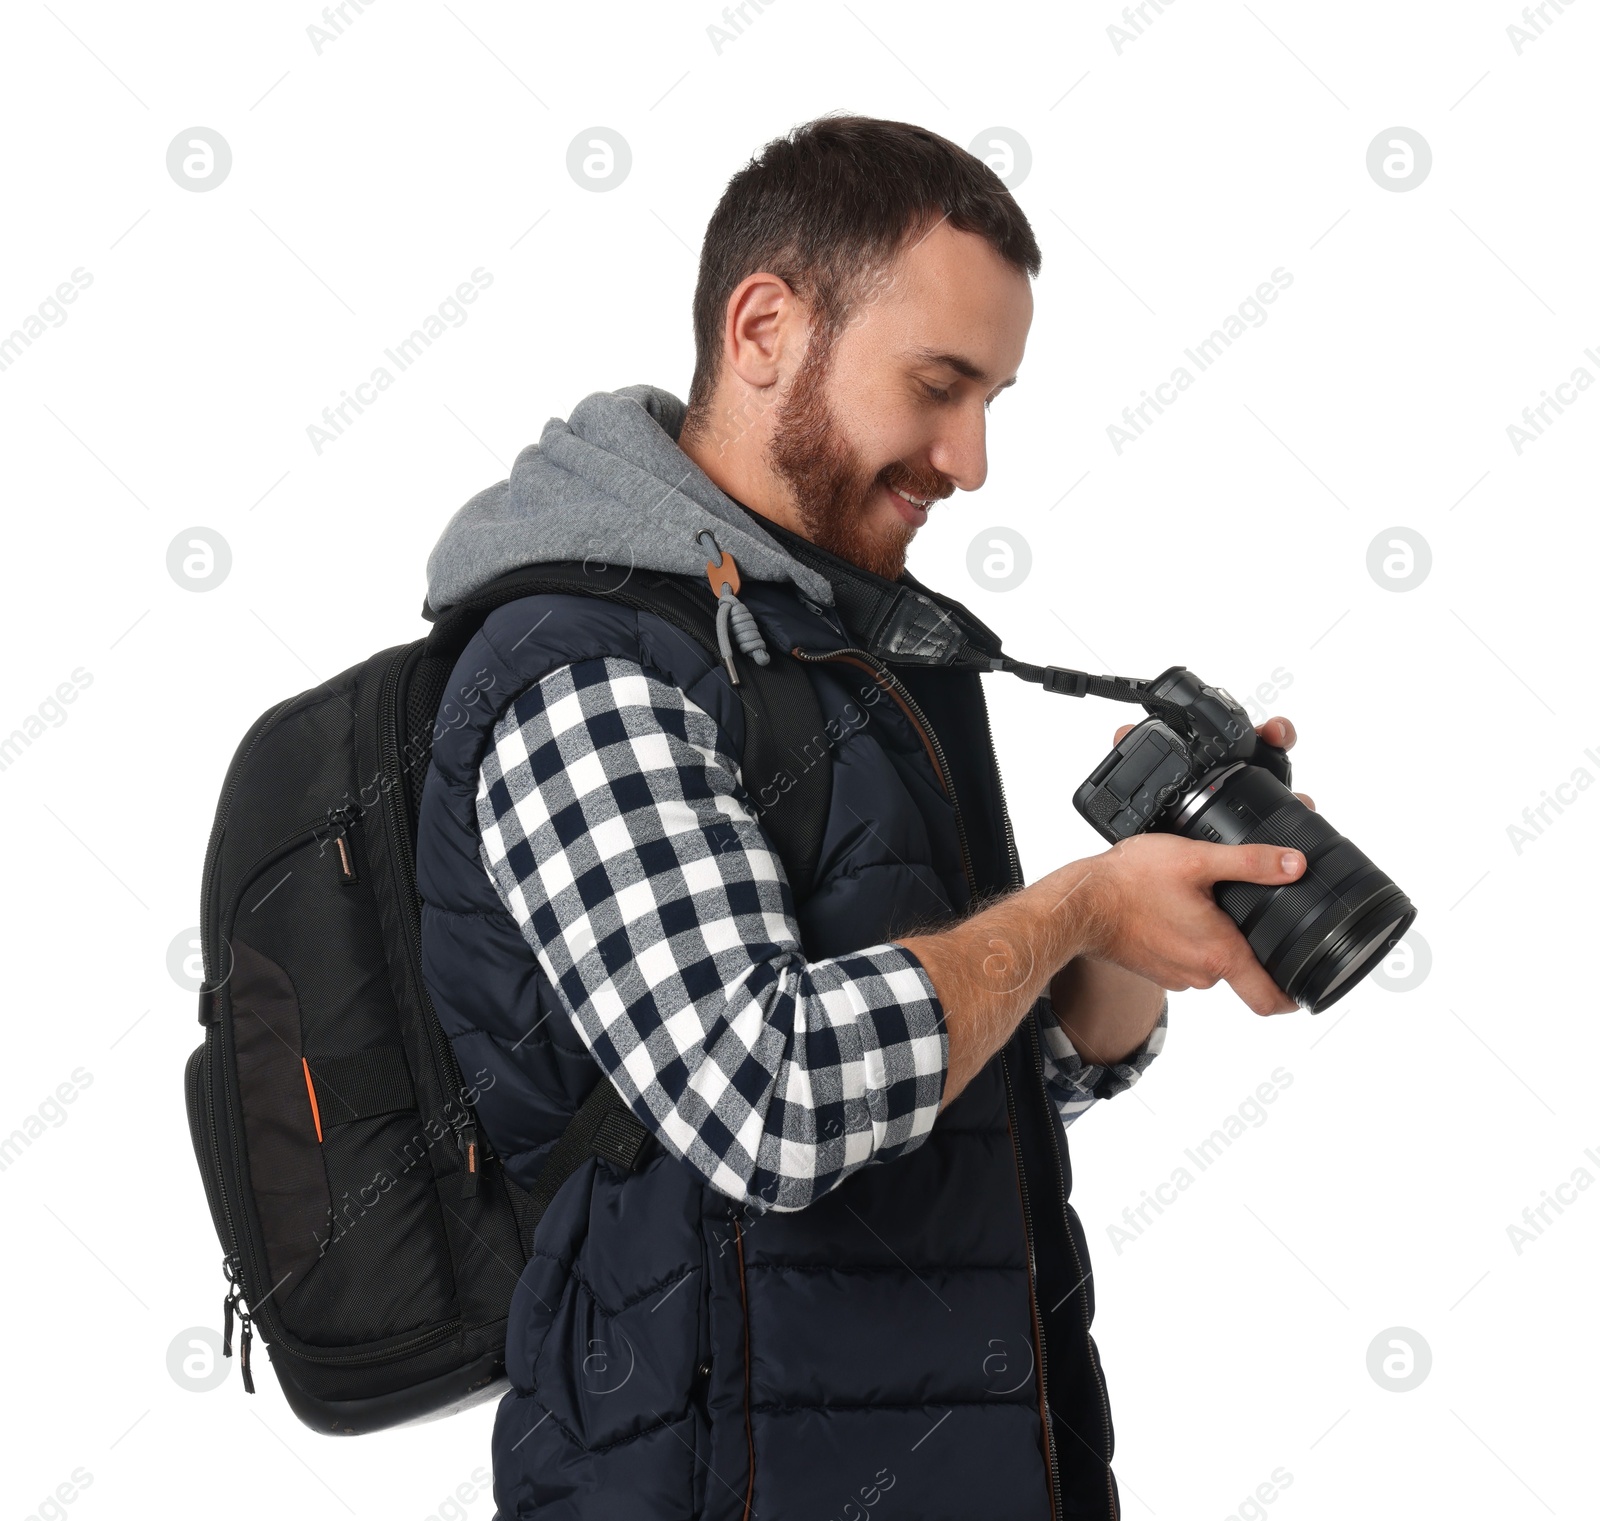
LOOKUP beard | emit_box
[766,336,949,581]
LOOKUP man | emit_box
[417,115,1310,1520]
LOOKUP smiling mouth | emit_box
[885,482,935,526]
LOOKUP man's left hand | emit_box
[1246,714,1316,813]
[1111,713,1317,813]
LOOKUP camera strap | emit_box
[989,655,1201,731]
[987,654,1150,704]
[723,500,1182,724]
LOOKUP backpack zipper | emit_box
[200,817,469,1381]
[198,698,292,994]
[325,802,361,883]
[191,646,520,1392]
[206,973,465,1374]
[221,1250,255,1392]
[377,645,482,1194]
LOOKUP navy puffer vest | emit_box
[416,570,1122,1520]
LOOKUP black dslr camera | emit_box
[1070,666,1416,1013]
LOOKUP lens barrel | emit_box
[1169,762,1416,1013]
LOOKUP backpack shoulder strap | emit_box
[418,560,831,902]
[734,646,831,905]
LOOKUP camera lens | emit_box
[1169,762,1417,1013]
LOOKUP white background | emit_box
[1,2,1595,1518]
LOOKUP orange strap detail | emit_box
[301,1057,324,1143]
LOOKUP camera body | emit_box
[1073,667,1291,842]
[1073,666,1416,1013]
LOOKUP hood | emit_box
[424,384,837,614]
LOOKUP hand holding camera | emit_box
[1076,828,1313,1018]
[1066,666,1416,1013]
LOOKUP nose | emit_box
[927,402,989,493]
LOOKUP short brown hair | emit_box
[683,115,1041,425]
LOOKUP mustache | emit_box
[879,461,954,502]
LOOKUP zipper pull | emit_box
[324,804,361,883]
[221,1253,241,1356]
[458,1118,480,1197]
[221,1253,255,1393]
[238,1307,255,1394]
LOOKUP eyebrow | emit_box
[909,346,1018,392]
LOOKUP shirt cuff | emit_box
[1038,995,1167,1125]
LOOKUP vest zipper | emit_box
[734,1215,756,1521]
[1024,1010,1118,1518]
[1001,1051,1062,1521]
[971,664,1022,904]
[789,640,1061,1517]
[976,668,1119,1519]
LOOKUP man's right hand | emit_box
[1077,834,1307,1016]
[901,834,1309,1109]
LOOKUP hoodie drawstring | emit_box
[697,530,770,684]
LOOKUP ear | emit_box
[724,271,805,389]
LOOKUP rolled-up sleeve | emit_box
[1037,996,1167,1132]
[475,654,948,1215]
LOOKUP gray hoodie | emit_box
[424,384,836,614]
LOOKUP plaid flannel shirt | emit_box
[476,654,1164,1215]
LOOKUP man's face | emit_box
[767,221,1033,580]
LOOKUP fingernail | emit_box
[1282,851,1302,874]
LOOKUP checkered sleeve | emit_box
[1037,995,1167,1131]
[475,655,948,1215]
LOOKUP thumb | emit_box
[1201,841,1306,887]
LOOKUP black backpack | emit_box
[184,560,831,1434]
